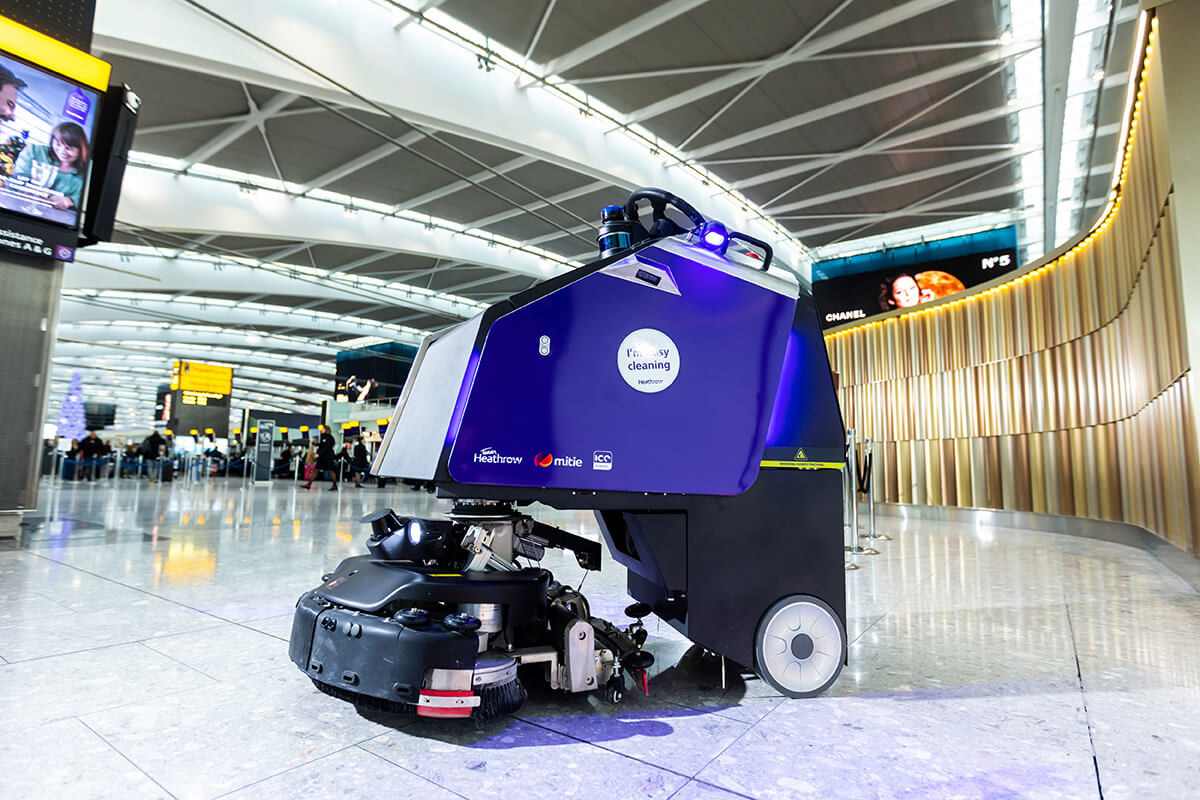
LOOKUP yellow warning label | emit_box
[761,460,843,470]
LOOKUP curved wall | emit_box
[825,16,1200,555]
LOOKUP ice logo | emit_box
[592,451,612,471]
[54,245,75,262]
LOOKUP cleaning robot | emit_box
[289,188,848,719]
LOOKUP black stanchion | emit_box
[845,429,878,562]
[859,437,890,541]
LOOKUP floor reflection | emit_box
[0,477,1195,799]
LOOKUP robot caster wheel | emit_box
[754,594,846,698]
[623,650,654,671]
[624,602,652,619]
[604,678,623,705]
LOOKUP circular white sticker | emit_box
[617,328,679,393]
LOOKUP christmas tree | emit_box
[58,370,86,441]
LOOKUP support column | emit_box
[0,252,64,529]
[0,2,98,535]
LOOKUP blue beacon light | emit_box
[700,221,729,254]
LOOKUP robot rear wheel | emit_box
[753,594,846,698]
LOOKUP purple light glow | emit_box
[703,230,726,248]
[445,349,481,446]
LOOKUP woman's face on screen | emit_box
[891,275,921,308]
[52,135,80,167]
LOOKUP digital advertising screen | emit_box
[0,49,99,230]
[84,401,115,430]
[335,341,418,402]
[155,383,171,424]
[811,227,1020,330]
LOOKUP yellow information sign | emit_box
[172,361,233,395]
[0,14,112,91]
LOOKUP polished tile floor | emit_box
[1,476,1197,799]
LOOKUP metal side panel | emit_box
[0,253,62,513]
[373,312,483,480]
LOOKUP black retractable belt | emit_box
[856,450,872,496]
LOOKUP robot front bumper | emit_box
[291,588,483,716]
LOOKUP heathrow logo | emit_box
[473,447,522,465]
[535,452,583,468]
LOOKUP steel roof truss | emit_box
[624,0,961,126]
[180,90,300,170]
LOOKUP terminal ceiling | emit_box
[50,0,1142,426]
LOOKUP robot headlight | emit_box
[407,518,424,546]
[362,509,456,564]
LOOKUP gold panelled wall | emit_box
[826,18,1200,555]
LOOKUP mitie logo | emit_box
[535,452,583,468]
[474,447,522,465]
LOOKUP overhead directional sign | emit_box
[171,360,233,395]
[167,360,232,437]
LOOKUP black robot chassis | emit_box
[289,501,654,719]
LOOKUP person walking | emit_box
[63,439,80,481]
[79,431,105,481]
[333,441,352,487]
[351,436,370,488]
[273,443,295,478]
[101,439,114,479]
[303,428,338,491]
[300,440,317,487]
[142,429,166,482]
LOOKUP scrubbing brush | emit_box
[473,674,527,720]
[311,678,415,715]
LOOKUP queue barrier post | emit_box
[860,437,891,541]
[844,430,860,571]
[845,429,878,561]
